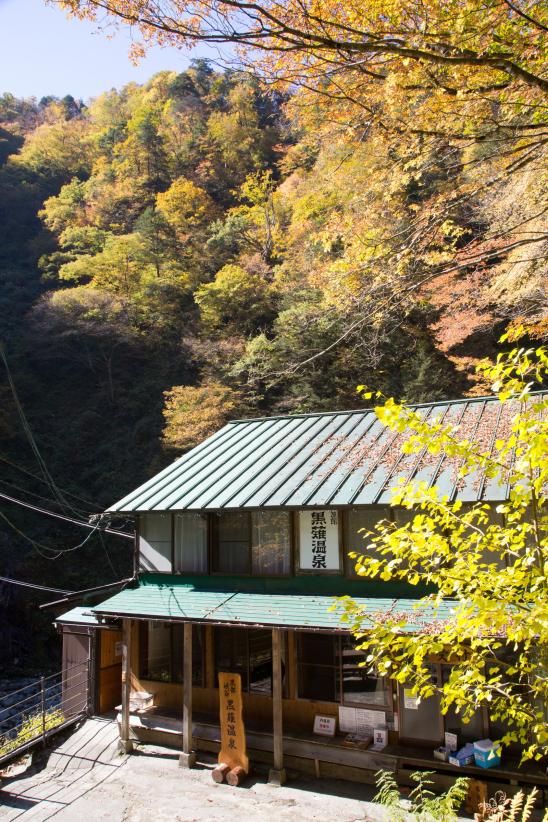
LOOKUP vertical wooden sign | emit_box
[218,672,249,773]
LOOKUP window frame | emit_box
[138,621,205,686]
[296,632,391,710]
[211,511,293,578]
[213,626,288,697]
[173,512,209,575]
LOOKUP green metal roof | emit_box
[91,574,455,632]
[55,606,103,628]
[107,395,529,513]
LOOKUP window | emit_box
[251,511,291,575]
[139,621,203,685]
[298,633,338,701]
[338,635,386,706]
[214,628,279,694]
[212,511,291,575]
[174,513,208,573]
[298,633,388,707]
[345,508,390,577]
[139,513,172,572]
[213,512,251,573]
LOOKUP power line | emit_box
[0,491,133,540]
[0,477,82,512]
[0,576,73,595]
[0,344,85,517]
[0,510,71,560]
[0,453,98,509]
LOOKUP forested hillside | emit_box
[0,58,545,669]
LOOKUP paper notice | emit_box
[404,689,419,710]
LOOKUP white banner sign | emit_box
[299,509,339,570]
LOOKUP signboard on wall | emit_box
[218,672,249,773]
[299,509,339,570]
[313,714,336,737]
[339,706,386,735]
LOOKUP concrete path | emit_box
[1,717,539,822]
[0,717,389,821]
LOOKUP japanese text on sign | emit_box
[299,509,339,570]
[218,672,249,772]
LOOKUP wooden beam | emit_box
[268,627,286,785]
[119,618,133,754]
[205,626,215,689]
[179,622,196,768]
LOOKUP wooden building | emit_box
[55,399,547,791]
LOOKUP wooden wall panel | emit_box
[99,665,122,713]
[100,630,122,668]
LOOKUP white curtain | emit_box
[174,513,208,572]
[139,513,172,572]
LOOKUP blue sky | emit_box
[0,0,221,100]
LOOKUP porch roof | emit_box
[106,394,530,514]
[55,605,103,628]
[90,574,456,632]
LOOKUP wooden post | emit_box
[40,676,46,748]
[119,618,133,754]
[268,627,286,785]
[179,622,196,768]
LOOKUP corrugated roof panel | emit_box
[227,413,346,508]
[369,404,452,506]
[330,425,402,506]
[92,577,456,631]
[110,421,245,512]
[152,416,301,510]
[258,414,355,507]
[139,418,282,511]
[228,415,348,508]
[107,395,541,513]
[305,416,385,507]
[54,606,102,627]
[194,414,333,509]
[281,412,372,507]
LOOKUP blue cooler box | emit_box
[473,739,501,768]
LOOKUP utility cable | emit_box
[0,509,73,560]
[0,344,85,517]
[0,576,73,594]
[0,453,98,509]
[0,477,83,512]
[0,491,133,539]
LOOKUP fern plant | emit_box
[374,769,469,821]
[477,788,546,822]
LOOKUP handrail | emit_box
[0,659,90,762]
